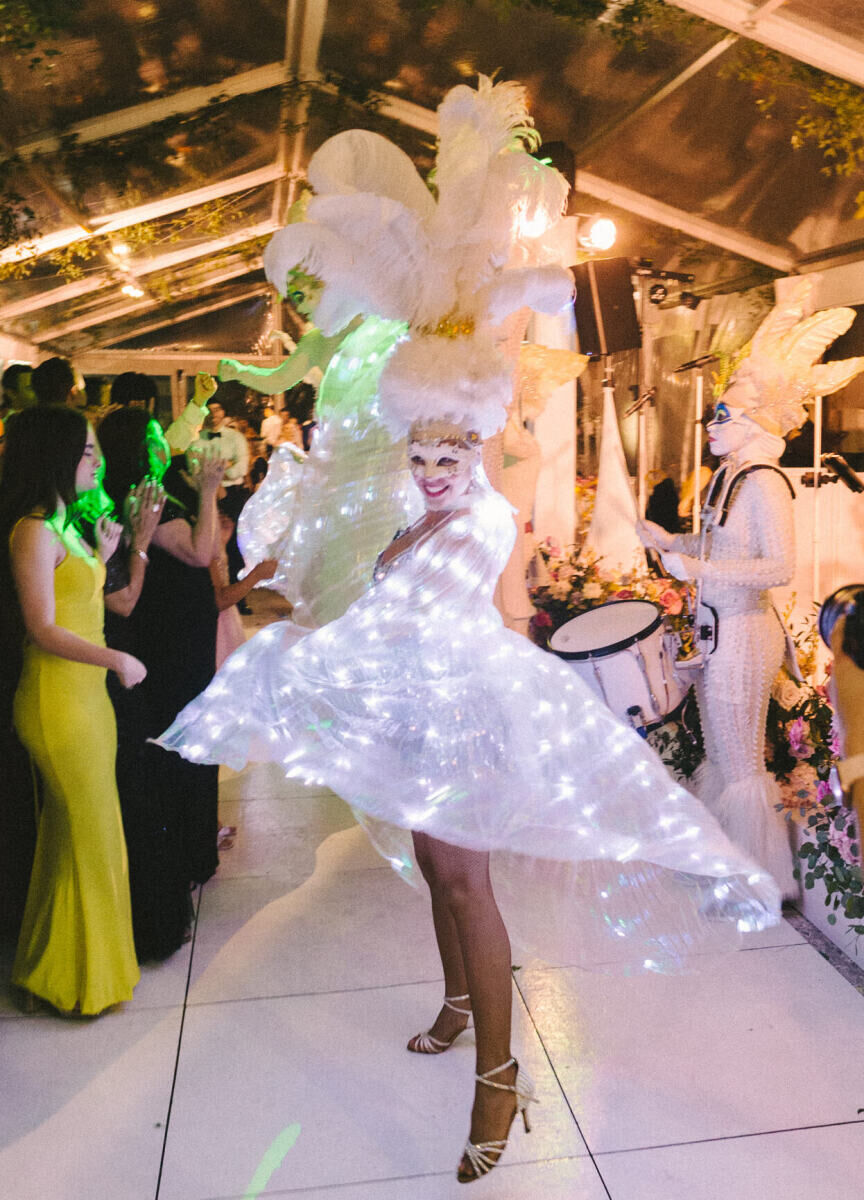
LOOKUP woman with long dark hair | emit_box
[0,406,142,1014]
[97,402,224,960]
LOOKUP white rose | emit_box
[774,677,804,710]
[549,580,572,601]
[583,581,603,599]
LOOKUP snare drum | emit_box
[548,599,688,730]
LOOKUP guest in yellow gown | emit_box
[0,406,145,1015]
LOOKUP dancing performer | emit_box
[158,78,780,1182]
[639,280,864,896]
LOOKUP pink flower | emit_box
[816,779,832,803]
[614,588,635,600]
[533,611,553,628]
[830,729,842,757]
[829,816,859,865]
[787,717,813,760]
[658,587,683,615]
[779,762,820,810]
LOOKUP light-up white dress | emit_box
[158,480,780,971]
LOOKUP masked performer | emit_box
[639,280,864,896]
[220,264,420,628]
[158,78,780,1183]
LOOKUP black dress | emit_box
[105,498,219,961]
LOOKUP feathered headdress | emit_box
[716,277,864,437]
[263,76,574,440]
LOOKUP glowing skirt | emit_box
[157,587,781,975]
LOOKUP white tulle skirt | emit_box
[157,574,781,974]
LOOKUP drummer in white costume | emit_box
[157,79,781,1183]
[639,279,864,897]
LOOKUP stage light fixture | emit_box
[648,283,667,305]
[583,217,617,252]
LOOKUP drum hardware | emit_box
[626,704,647,733]
[802,453,864,493]
[549,599,689,732]
[694,601,718,657]
[632,641,662,714]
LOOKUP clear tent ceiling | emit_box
[0,0,862,356]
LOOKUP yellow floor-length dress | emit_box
[12,531,140,1014]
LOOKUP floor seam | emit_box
[512,969,614,1200]
[154,883,203,1200]
[192,1152,591,1199]
[592,1115,864,1158]
[182,975,451,1009]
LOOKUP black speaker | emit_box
[571,257,642,358]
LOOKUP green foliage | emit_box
[0,168,38,252]
[798,807,864,941]
[728,42,864,177]
[0,0,70,65]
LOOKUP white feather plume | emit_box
[308,129,437,221]
[379,332,513,441]
[263,75,573,436]
[477,265,574,326]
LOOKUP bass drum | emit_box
[548,599,688,731]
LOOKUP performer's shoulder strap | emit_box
[717,464,795,527]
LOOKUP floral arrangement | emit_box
[532,555,864,941]
[767,615,864,939]
[528,539,696,653]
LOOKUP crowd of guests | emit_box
[0,356,294,1015]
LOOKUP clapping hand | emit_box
[188,440,225,494]
[94,515,123,564]
[217,359,239,383]
[126,479,167,554]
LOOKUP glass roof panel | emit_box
[319,0,721,149]
[0,0,286,141]
[784,0,864,44]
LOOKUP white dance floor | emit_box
[3,730,864,1198]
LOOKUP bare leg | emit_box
[412,832,519,1173]
[410,831,471,1047]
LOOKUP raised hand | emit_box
[188,441,225,494]
[251,558,279,583]
[192,370,219,405]
[127,479,167,553]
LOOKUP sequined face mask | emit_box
[408,439,478,511]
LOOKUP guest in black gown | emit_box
[98,403,224,960]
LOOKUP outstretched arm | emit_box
[218,327,349,395]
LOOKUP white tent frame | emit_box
[1,0,862,351]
